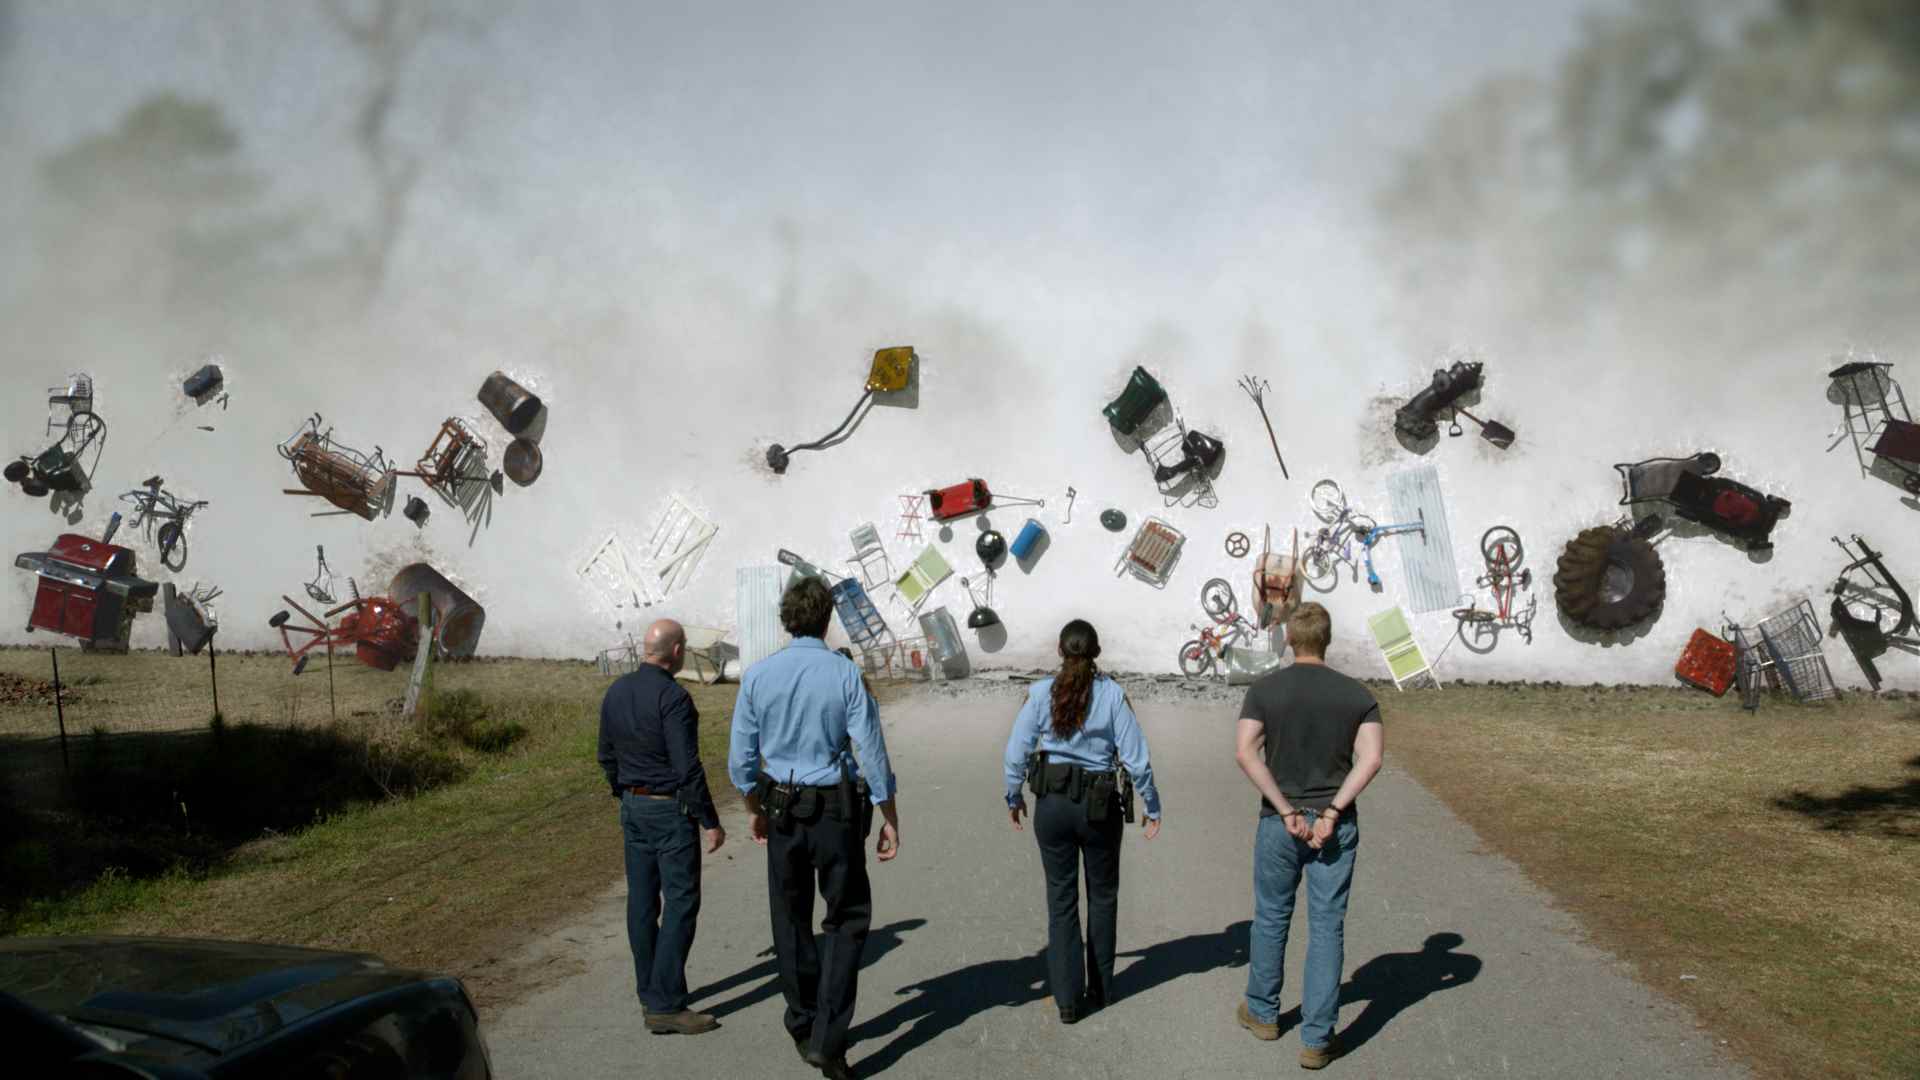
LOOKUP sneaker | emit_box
[1237,1001,1279,1041]
[642,1008,718,1035]
[1299,1035,1346,1069]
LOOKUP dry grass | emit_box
[0,647,916,1014]
[1381,684,1920,1080]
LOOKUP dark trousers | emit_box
[622,794,702,1013]
[767,792,872,1059]
[1033,791,1123,1010]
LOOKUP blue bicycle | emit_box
[1359,510,1426,589]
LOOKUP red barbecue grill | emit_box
[15,533,159,647]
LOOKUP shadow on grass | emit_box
[1772,753,1920,840]
[0,719,471,932]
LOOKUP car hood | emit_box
[0,936,423,1056]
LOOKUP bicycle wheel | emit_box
[1201,578,1236,621]
[1481,525,1523,568]
[157,520,185,570]
[1309,479,1347,523]
[1178,640,1212,678]
[1302,544,1337,589]
[1344,512,1377,542]
[1453,606,1496,624]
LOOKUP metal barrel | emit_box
[388,563,486,658]
[478,371,543,435]
[503,437,543,486]
[1010,518,1045,560]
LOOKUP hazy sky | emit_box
[0,0,1612,320]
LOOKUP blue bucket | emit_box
[1010,518,1045,560]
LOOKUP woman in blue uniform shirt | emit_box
[1004,619,1161,1023]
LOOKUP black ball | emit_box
[975,530,1006,565]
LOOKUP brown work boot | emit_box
[1299,1035,1346,1069]
[643,1008,718,1035]
[1237,1001,1279,1041]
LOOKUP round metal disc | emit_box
[1100,509,1127,532]
[504,438,543,486]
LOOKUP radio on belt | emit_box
[15,532,159,646]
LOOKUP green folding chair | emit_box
[1367,605,1441,690]
[894,544,953,611]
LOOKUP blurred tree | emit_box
[1379,0,1920,362]
[319,0,495,306]
[34,93,307,320]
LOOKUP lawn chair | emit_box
[1367,606,1441,690]
[894,544,953,611]
[1114,516,1184,588]
[848,522,893,589]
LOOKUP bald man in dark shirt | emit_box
[599,618,726,1035]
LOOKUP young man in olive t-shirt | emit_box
[1231,602,1384,1069]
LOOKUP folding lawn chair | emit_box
[1367,606,1441,690]
[848,522,893,590]
[894,545,953,611]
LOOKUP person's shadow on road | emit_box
[848,921,1253,1075]
[1113,920,1252,1000]
[1274,932,1481,1050]
[690,918,927,1019]
[846,944,1049,1075]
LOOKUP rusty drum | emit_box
[503,438,543,486]
[478,371,543,436]
[389,563,486,659]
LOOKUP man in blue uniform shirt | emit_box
[729,577,900,1080]
[598,618,726,1036]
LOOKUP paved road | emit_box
[488,696,1750,1079]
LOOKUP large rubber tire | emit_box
[1553,527,1666,631]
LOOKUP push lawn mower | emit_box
[7,373,107,499]
[1614,452,1789,551]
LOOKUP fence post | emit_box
[51,646,70,784]
[403,595,436,721]
[326,639,337,723]
[162,583,183,657]
[207,634,221,721]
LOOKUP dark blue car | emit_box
[2,936,492,1078]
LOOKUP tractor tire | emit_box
[1553,527,1665,631]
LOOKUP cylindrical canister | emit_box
[1010,518,1045,560]
[389,563,486,658]
[478,370,543,435]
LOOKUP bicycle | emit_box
[1301,479,1373,588]
[1452,525,1535,642]
[1178,577,1260,678]
[1358,510,1426,589]
[119,475,210,571]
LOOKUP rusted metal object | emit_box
[478,370,543,435]
[269,582,419,675]
[278,415,398,520]
[402,417,500,513]
[388,562,486,658]
[503,437,543,486]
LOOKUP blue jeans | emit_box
[622,793,702,1013]
[1245,811,1359,1048]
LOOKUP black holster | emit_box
[757,774,799,828]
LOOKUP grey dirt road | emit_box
[487,692,1751,1080]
